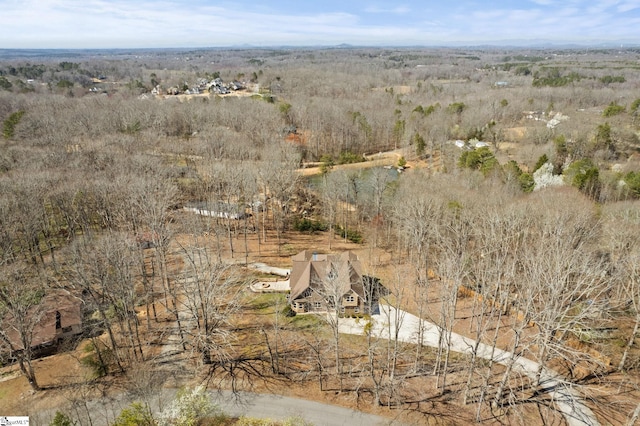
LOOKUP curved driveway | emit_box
[339,304,599,426]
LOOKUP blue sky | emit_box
[1,0,639,48]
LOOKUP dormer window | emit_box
[328,266,338,280]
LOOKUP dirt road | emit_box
[298,149,406,177]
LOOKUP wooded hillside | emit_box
[1,47,640,425]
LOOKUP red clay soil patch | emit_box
[284,130,310,146]
[0,350,92,413]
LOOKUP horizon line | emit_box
[2,40,640,52]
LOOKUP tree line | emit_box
[1,46,640,423]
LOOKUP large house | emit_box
[289,250,385,314]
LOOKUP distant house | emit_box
[184,201,248,220]
[454,140,466,149]
[230,81,245,91]
[1,289,83,358]
[523,110,546,121]
[208,83,230,95]
[197,78,209,89]
[453,139,489,150]
[207,78,226,93]
[289,251,386,314]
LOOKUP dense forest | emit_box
[1,47,640,425]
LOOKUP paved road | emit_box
[339,305,599,426]
[211,390,401,426]
[28,389,399,426]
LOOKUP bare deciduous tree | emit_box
[178,236,244,366]
[0,266,46,390]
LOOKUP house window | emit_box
[345,295,355,303]
[314,302,322,310]
[354,306,360,313]
[340,307,345,314]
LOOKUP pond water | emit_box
[304,166,400,203]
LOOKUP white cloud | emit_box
[528,0,555,5]
[364,5,411,14]
[0,0,638,48]
[618,1,640,12]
